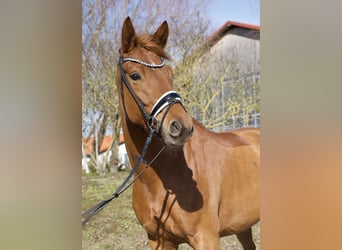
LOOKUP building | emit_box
[82,133,128,173]
[201,21,259,78]
[193,21,260,131]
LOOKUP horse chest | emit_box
[132,182,196,240]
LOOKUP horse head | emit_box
[117,17,193,146]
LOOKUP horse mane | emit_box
[136,34,171,60]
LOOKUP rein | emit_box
[82,128,165,226]
[82,55,183,226]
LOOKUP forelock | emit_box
[136,34,170,60]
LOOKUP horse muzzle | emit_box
[161,105,194,146]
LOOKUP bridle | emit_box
[82,55,186,226]
[118,55,184,134]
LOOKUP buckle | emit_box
[148,116,160,131]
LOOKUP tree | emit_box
[82,1,260,174]
[173,33,260,131]
[82,0,210,173]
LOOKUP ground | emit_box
[82,172,260,249]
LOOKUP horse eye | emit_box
[130,72,141,81]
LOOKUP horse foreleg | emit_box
[147,234,178,250]
[236,228,256,250]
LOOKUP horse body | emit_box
[117,17,259,249]
[123,118,259,249]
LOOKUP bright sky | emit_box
[206,0,260,30]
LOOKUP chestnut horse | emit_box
[117,17,259,250]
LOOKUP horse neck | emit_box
[121,115,168,166]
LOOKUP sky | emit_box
[206,0,260,30]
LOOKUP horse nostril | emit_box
[169,120,182,137]
[190,125,194,134]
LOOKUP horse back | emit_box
[191,119,260,148]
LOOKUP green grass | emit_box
[82,172,260,249]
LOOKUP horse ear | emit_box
[121,17,136,53]
[153,21,169,49]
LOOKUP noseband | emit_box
[118,56,183,134]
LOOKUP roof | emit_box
[82,134,125,156]
[203,20,260,50]
[222,21,260,31]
